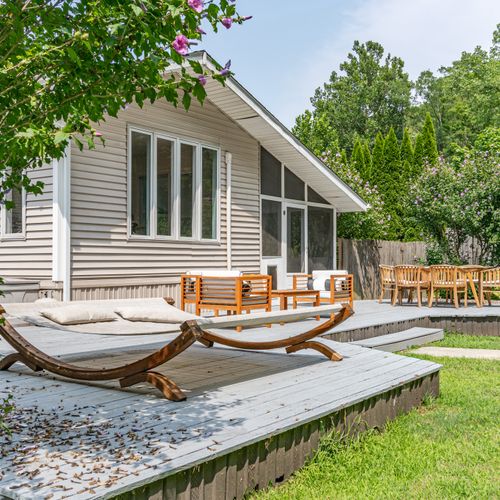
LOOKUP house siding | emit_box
[70,97,261,286]
[0,165,53,280]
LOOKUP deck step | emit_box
[350,327,444,352]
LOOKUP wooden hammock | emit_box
[0,301,353,401]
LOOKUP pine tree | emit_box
[413,132,425,174]
[362,140,372,179]
[400,128,414,184]
[421,112,439,165]
[340,149,348,166]
[400,128,414,165]
[371,132,385,185]
[350,138,364,175]
[381,127,401,195]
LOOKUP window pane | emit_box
[5,189,23,234]
[287,207,305,273]
[157,138,173,236]
[260,147,281,197]
[307,186,329,204]
[201,148,218,239]
[180,143,195,237]
[262,199,281,256]
[308,206,333,271]
[284,167,305,201]
[130,131,151,235]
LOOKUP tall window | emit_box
[128,127,219,241]
[130,131,151,236]
[180,143,195,238]
[201,147,218,240]
[0,188,25,237]
[157,138,174,236]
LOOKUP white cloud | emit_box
[279,0,499,126]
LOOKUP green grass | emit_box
[430,332,500,350]
[254,354,500,500]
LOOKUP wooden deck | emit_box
[326,299,500,339]
[0,313,441,500]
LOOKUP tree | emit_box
[362,140,372,179]
[400,128,414,168]
[296,40,412,152]
[293,109,340,157]
[321,150,391,240]
[413,25,500,153]
[350,138,365,175]
[420,112,439,165]
[371,132,385,184]
[413,132,425,174]
[411,149,500,264]
[0,0,250,205]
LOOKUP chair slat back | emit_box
[482,267,500,286]
[379,265,395,284]
[430,265,459,286]
[395,265,421,286]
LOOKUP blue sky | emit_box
[200,0,500,128]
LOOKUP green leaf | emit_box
[67,47,80,66]
[131,4,143,16]
[182,92,192,111]
[54,131,71,144]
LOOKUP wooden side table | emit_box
[271,289,321,321]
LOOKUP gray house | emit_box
[0,52,366,303]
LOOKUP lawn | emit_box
[430,332,500,350]
[255,350,499,500]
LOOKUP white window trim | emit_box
[127,125,221,243]
[0,188,26,241]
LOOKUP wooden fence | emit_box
[338,238,427,300]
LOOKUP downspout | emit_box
[225,152,232,270]
[52,144,71,301]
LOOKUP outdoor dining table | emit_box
[458,265,487,308]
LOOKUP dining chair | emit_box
[394,265,429,307]
[429,265,466,308]
[480,267,499,306]
[379,265,396,303]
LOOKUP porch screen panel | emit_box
[157,138,174,236]
[284,167,305,201]
[308,206,333,270]
[201,148,218,239]
[260,147,281,197]
[262,199,281,256]
[180,143,196,237]
[4,188,23,234]
[130,131,151,235]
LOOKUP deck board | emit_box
[0,318,440,499]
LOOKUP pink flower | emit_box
[187,0,203,13]
[172,34,189,55]
[219,59,231,76]
[221,17,233,29]
[198,74,207,86]
[94,131,103,137]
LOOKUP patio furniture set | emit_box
[379,264,499,308]
[0,268,355,401]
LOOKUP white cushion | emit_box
[41,305,116,325]
[312,277,327,291]
[312,270,348,280]
[186,269,242,277]
[115,303,198,323]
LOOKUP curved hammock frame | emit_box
[0,304,353,401]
